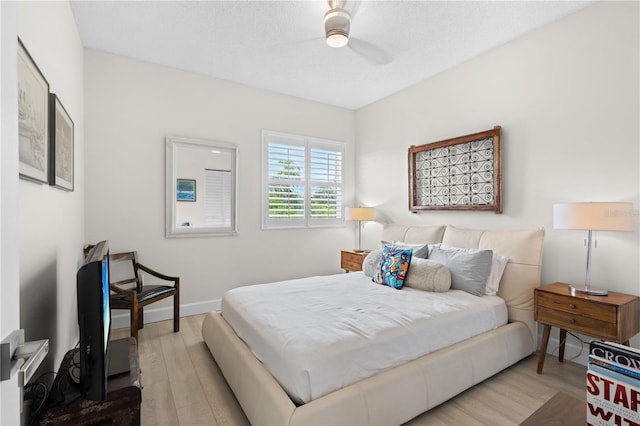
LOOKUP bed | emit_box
[202,224,545,425]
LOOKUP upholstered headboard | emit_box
[381,224,545,344]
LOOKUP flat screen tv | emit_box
[72,240,129,401]
[73,240,111,401]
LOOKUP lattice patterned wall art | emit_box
[408,126,502,213]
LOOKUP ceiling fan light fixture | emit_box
[324,7,350,48]
[326,31,349,48]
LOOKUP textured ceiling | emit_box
[70,0,593,110]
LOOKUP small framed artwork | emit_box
[17,38,50,183]
[176,179,196,202]
[408,125,502,213]
[49,94,74,191]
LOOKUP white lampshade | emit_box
[345,207,375,222]
[345,207,375,252]
[553,202,634,231]
[553,201,634,296]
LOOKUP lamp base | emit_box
[569,285,608,296]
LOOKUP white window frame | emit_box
[262,130,345,229]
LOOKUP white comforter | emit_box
[221,272,507,404]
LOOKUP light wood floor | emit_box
[112,315,587,426]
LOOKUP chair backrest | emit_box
[109,251,143,292]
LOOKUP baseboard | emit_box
[111,298,221,330]
[542,334,589,366]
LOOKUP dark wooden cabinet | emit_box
[37,337,141,426]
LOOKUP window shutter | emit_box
[308,143,343,226]
[205,169,232,228]
[262,131,345,229]
[267,142,306,219]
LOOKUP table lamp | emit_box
[553,202,634,295]
[345,207,375,252]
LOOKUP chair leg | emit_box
[139,308,144,329]
[130,308,139,342]
[173,293,180,333]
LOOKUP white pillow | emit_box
[485,253,508,296]
[362,249,382,278]
[404,258,451,292]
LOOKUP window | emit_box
[262,130,345,229]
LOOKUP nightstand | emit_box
[341,250,369,272]
[534,282,640,374]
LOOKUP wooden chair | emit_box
[109,251,180,342]
[84,246,180,342]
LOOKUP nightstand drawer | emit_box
[342,260,363,271]
[536,291,617,323]
[340,250,369,272]
[342,252,365,264]
[536,306,617,340]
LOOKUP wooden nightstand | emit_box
[341,250,369,272]
[534,282,640,374]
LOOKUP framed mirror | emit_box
[165,135,238,238]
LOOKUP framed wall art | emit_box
[18,38,50,183]
[408,125,502,213]
[49,94,74,191]
[176,179,196,202]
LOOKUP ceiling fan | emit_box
[324,1,351,48]
[322,0,389,64]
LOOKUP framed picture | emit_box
[49,94,74,191]
[408,126,502,213]
[18,38,50,183]
[176,179,196,202]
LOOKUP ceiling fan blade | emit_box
[348,37,390,65]
[346,0,361,20]
[329,0,361,19]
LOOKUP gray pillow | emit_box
[362,249,382,278]
[428,245,493,296]
[381,241,429,259]
[404,258,451,292]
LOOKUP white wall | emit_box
[0,2,21,423]
[356,1,640,349]
[84,51,355,316]
[17,1,85,372]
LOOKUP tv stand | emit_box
[37,337,141,426]
[108,337,131,377]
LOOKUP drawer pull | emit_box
[569,303,576,309]
[570,318,576,324]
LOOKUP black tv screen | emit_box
[75,240,111,401]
